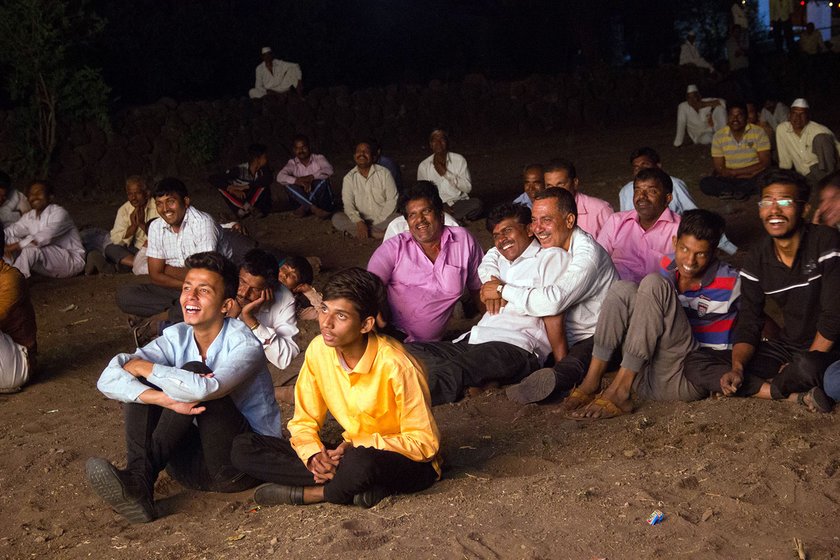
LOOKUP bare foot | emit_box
[465,382,499,398]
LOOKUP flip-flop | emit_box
[560,387,595,413]
[798,387,833,413]
[570,396,631,421]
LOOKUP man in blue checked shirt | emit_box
[86,251,281,523]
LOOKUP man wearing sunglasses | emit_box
[685,169,840,413]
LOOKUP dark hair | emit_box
[26,180,54,197]
[247,143,267,163]
[727,101,748,117]
[354,138,379,153]
[0,170,10,190]
[634,167,674,195]
[818,170,840,192]
[523,163,544,175]
[292,134,310,146]
[544,158,577,180]
[398,181,444,217]
[185,251,239,300]
[241,249,279,286]
[629,147,660,165]
[756,168,810,203]
[283,255,314,285]
[677,209,726,249]
[153,177,189,199]
[322,267,386,322]
[486,202,531,233]
[533,187,578,222]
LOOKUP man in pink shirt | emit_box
[543,159,613,238]
[596,167,681,283]
[276,134,334,219]
[367,181,483,342]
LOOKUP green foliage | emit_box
[182,120,222,166]
[0,0,111,177]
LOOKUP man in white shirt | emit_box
[227,249,299,372]
[102,175,158,271]
[674,85,726,147]
[116,178,226,342]
[248,47,302,98]
[406,203,567,405]
[0,170,30,227]
[416,128,482,221]
[480,189,619,405]
[759,98,789,132]
[679,32,715,72]
[776,98,840,184]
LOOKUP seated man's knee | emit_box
[638,273,670,297]
[791,351,833,383]
[607,279,639,302]
[338,446,378,478]
[824,361,840,401]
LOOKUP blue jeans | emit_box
[824,360,840,401]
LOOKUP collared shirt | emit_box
[736,224,840,349]
[382,213,460,241]
[4,204,86,262]
[480,228,618,344]
[109,198,159,249]
[289,332,441,475]
[368,226,482,342]
[712,123,771,169]
[596,208,681,284]
[575,192,613,238]
[660,256,741,350]
[225,162,273,190]
[341,164,398,225]
[679,41,713,71]
[0,261,37,355]
[759,102,789,131]
[458,240,567,362]
[276,154,333,185]
[674,99,725,146]
[619,177,738,255]
[512,192,532,208]
[776,120,840,176]
[247,286,300,370]
[0,189,30,227]
[417,152,472,205]
[97,319,281,437]
[255,59,302,94]
[146,206,224,267]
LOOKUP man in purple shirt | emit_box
[368,181,483,343]
[276,134,334,219]
[596,167,681,283]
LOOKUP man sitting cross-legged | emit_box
[483,188,617,405]
[99,175,158,272]
[276,134,335,219]
[211,143,273,219]
[230,268,441,509]
[406,203,568,405]
[566,210,740,419]
[226,249,299,371]
[86,252,281,523]
[684,169,840,413]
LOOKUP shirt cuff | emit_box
[17,235,36,249]
[252,324,275,346]
[294,440,324,465]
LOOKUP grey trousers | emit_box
[116,283,184,323]
[331,212,399,235]
[593,275,705,402]
[807,133,839,184]
[447,198,483,222]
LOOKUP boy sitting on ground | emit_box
[231,267,441,508]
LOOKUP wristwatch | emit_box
[496,283,504,294]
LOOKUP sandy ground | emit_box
[2,118,840,560]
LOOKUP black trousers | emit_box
[124,362,258,496]
[406,337,540,405]
[231,433,438,505]
[683,340,837,399]
[549,336,595,395]
[117,283,184,323]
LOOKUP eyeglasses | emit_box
[757,198,798,208]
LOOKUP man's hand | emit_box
[480,276,507,315]
[307,447,340,483]
[720,370,743,396]
[227,298,243,319]
[326,441,352,461]
[166,400,206,415]
[226,183,247,200]
[355,221,369,240]
[241,288,274,326]
[295,175,315,192]
[4,242,20,260]
[293,282,313,295]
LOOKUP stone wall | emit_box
[0,64,698,197]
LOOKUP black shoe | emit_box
[353,486,390,508]
[253,483,305,506]
[505,368,558,404]
[86,457,155,523]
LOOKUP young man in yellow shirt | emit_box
[232,267,441,508]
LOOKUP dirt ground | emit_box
[2,117,840,560]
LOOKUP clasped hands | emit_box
[307,442,352,484]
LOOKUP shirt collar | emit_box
[506,239,542,264]
[340,333,379,375]
[163,205,191,233]
[627,207,677,228]
[666,257,721,289]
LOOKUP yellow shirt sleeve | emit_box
[288,350,329,465]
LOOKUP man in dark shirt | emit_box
[685,169,840,412]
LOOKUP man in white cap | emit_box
[776,99,840,183]
[249,47,302,99]
[674,85,726,147]
[679,32,715,73]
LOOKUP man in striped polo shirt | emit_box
[563,209,739,419]
[699,101,771,200]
